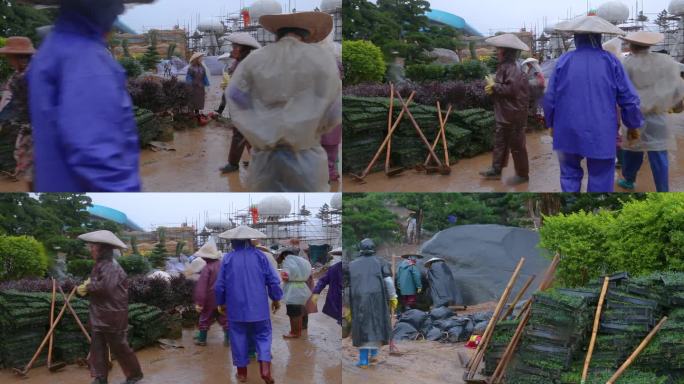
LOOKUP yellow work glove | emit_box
[311,294,320,306]
[485,84,494,95]
[76,278,90,297]
[217,305,226,315]
[271,300,281,314]
[627,129,641,141]
[485,74,496,87]
[343,306,352,322]
[417,288,422,294]
[195,305,203,313]
[220,73,230,90]
[389,298,398,313]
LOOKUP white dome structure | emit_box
[249,0,283,20]
[197,20,224,33]
[597,1,630,24]
[330,193,342,210]
[257,195,292,217]
[320,0,342,11]
[670,0,684,16]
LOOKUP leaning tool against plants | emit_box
[76,230,143,384]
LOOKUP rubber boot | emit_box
[259,361,275,384]
[302,314,308,330]
[282,316,302,339]
[223,329,231,347]
[195,330,207,346]
[120,375,143,384]
[370,349,379,363]
[236,367,248,383]
[357,348,370,368]
[91,378,108,384]
[479,167,502,180]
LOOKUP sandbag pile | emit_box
[134,107,161,148]
[342,96,495,174]
[127,303,169,351]
[391,307,492,345]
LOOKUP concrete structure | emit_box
[426,9,482,37]
[87,205,144,232]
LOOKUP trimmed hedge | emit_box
[405,60,489,82]
[342,40,386,85]
[0,235,48,281]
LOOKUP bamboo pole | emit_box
[465,257,525,379]
[606,317,668,384]
[395,92,443,166]
[440,104,452,167]
[47,279,56,367]
[502,275,535,320]
[581,276,610,384]
[385,83,395,173]
[490,254,560,383]
[57,285,92,343]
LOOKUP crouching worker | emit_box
[76,230,143,384]
[193,239,230,346]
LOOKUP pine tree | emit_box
[149,227,167,269]
[122,39,131,58]
[140,31,161,71]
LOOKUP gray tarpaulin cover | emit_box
[419,224,551,306]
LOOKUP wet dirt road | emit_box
[0,292,341,384]
[344,113,684,192]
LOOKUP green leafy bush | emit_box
[540,194,684,287]
[0,235,48,281]
[118,57,143,78]
[67,258,94,278]
[342,40,386,85]
[406,60,488,82]
[0,37,12,84]
[118,254,151,276]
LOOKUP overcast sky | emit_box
[121,0,323,33]
[426,0,672,36]
[87,193,336,231]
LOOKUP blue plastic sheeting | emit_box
[87,204,144,231]
[427,9,482,37]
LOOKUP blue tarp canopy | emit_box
[427,9,483,37]
[87,204,143,231]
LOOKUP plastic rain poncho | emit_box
[427,261,463,307]
[227,36,342,192]
[620,51,684,152]
[544,34,644,159]
[281,255,313,305]
[349,254,392,347]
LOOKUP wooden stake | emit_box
[351,91,416,181]
[606,317,668,384]
[385,83,395,173]
[423,103,452,166]
[465,257,525,379]
[396,93,443,167]
[57,284,92,343]
[502,275,536,320]
[439,102,453,167]
[581,276,610,384]
[47,279,56,368]
[516,254,560,320]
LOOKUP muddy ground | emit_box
[0,75,340,192]
[0,291,341,384]
[344,113,684,192]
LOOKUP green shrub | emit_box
[119,57,143,78]
[406,60,488,83]
[539,194,684,287]
[0,235,49,281]
[0,37,12,84]
[342,40,386,85]
[118,254,151,276]
[67,258,95,278]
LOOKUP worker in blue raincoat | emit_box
[544,16,644,192]
[215,225,282,384]
[28,0,142,192]
[396,254,423,311]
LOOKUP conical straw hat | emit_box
[78,230,127,249]
[485,33,530,51]
[218,225,267,240]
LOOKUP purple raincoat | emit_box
[544,34,644,159]
[215,240,283,322]
[312,261,342,323]
[28,3,141,192]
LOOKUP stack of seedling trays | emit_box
[342,96,494,174]
[592,274,665,371]
[134,107,161,148]
[54,297,90,364]
[483,319,519,376]
[127,303,169,350]
[504,289,596,383]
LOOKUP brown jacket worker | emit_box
[77,230,143,384]
[480,34,531,184]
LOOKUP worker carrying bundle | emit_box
[226,11,342,192]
